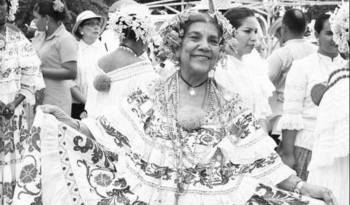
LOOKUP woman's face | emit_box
[317,19,338,56]
[178,21,221,75]
[0,1,8,26]
[33,10,47,32]
[235,16,259,56]
[79,18,102,42]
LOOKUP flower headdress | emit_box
[52,0,65,13]
[7,0,19,21]
[107,4,152,44]
[158,0,235,63]
[329,2,349,53]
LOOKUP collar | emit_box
[79,39,101,50]
[45,24,66,41]
[317,52,344,64]
[284,38,307,46]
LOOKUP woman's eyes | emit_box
[188,35,219,45]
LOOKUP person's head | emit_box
[281,9,307,42]
[314,13,338,57]
[224,7,258,57]
[73,10,106,44]
[0,0,9,25]
[33,0,67,32]
[108,4,152,56]
[160,10,233,77]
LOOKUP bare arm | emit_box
[71,86,86,104]
[42,61,77,80]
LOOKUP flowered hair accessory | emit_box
[7,0,19,21]
[52,0,65,13]
[329,2,349,53]
[107,4,152,44]
[158,0,236,63]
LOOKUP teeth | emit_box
[195,56,209,60]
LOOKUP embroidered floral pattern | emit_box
[19,164,38,183]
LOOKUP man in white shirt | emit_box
[267,9,317,138]
[278,13,346,180]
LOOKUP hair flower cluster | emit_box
[52,0,65,13]
[158,9,236,63]
[329,2,349,53]
[107,4,152,44]
[8,0,19,22]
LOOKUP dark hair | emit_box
[282,9,307,35]
[224,7,255,29]
[34,0,66,22]
[314,13,330,34]
[183,12,223,38]
[0,0,10,13]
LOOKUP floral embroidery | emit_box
[94,173,113,187]
[19,164,38,183]
[99,117,130,148]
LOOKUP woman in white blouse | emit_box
[215,7,274,132]
[278,14,346,180]
[70,10,107,119]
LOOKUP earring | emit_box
[45,23,49,31]
[208,69,215,79]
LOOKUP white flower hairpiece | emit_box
[52,0,65,13]
[107,4,152,44]
[7,0,19,22]
[329,2,349,53]
[158,9,236,63]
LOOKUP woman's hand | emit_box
[40,104,78,129]
[2,102,16,119]
[0,100,6,115]
[301,183,338,205]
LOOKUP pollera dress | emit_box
[0,24,44,205]
[13,68,325,204]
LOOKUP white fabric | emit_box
[267,39,317,134]
[278,53,346,150]
[309,68,349,169]
[215,53,274,120]
[85,60,158,118]
[72,40,107,103]
[308,156,349,205]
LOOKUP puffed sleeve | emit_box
[57,35,78,63]
[216,96,295,185]
[278,60,307,131]
[17,31,45,105]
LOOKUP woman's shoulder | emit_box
[97,51,143,73]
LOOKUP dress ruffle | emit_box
[278,114,304,130]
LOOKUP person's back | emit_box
[267,9,317,135]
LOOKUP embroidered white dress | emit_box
[85,61,158,118]
[0,25,44,205]
[12,69,326,205]
[308,67,349,205]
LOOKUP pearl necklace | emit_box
[119,45,138,57]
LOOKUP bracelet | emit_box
[293,179,304,197]
[75,119,81,131]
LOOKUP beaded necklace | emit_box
[119,45,138,57]
[164,72,220,204]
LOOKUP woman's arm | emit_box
[71,86,86,104]
[278,175,336,205]
[42,61,77,80]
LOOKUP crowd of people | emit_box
[0,0,348,204]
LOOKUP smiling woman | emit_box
[11,1,338,205]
